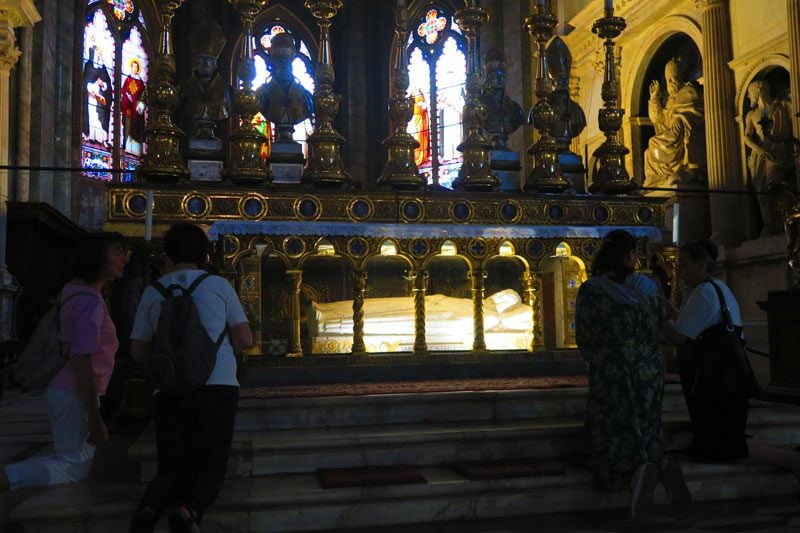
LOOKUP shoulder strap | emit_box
[150,280,173,300]
[708,280,735,330]
[185,272,213,296]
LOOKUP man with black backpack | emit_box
[129,223,252,533]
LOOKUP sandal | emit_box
[168,505,201,533]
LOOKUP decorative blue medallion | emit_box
[402,201,422,221]
[351,199,370,220]
[527,240,544,258]
[410,239,429,257]
[349,238,368,257]
[128,194,146,215]
[637,206,653,223]
[243,198,263,218]
[593,205,609,223]
[547,204,564,222]
[186,196,207,216]
[501,202,518,222]
[284,237,305,257]
[298,198,319,219]
[469,239,487,257]
[582,240,598,257]
[452,202,471,222]
[224,236,238,255]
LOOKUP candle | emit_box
[144,190,154,242]
[672,202,681,245]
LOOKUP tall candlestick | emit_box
[144,190,153,242]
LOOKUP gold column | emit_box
[788,0,800,166]
[225,0,273,185]
[470,269,487,352]
[0,2,37,344]
[377,3,424,191]
[654,245,680,308]
[523,2,570,193]
[410,270,428,354]
[303,0,350,188]
[239,255,262,355]
[588,1,635,194]
[695,0,745,244]
[521,270,536,351]
[531,271,545,350]
[452,1,498,192]
[286,269,303,357]
[137,0,189,183]
[351,269,367,355]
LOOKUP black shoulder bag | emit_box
[686,281,759,397]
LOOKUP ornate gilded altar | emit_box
[107,186,665,356]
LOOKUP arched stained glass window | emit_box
[251,22,316,159]
[407,6,467,189]
[81,0,150,182]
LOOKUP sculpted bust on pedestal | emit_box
[643,58,706,189]
[177,14,234,158]
[257,32,314,161]
[479,47,524,150]
[744,79,796,236]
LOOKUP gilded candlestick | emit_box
[137,0,189,183]
[589,2,636,194]
[224,0,273,186]
[452,2,498,191]
[523,1,570,193]
[302,0,350,188]
[377,4,425,191]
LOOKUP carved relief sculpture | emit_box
[479,47,524,150]
[177,12,234,158]
[257,32,314,163]
[643,58,706,189]
[744,79,796,236]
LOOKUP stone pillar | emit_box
[696,0,745,244]
[788,0,800,154]
[14,25,32,202]
[0,2,41,343]
[286,269,303,357]
[471,269,487,352]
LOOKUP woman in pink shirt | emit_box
[1,232,127,491]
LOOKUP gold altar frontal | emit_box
[107,185,666,358]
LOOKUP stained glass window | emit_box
[251,22,316,159]
[407,6,466,189]
[82,0,149,182]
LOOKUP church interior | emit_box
[1,0,800,530]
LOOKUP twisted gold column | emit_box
[531,271,545,350]
[225,0,273,185]
[521,270,536,351]
[351,269,367,355]
[471,269,487,352]
[137,0,189,183]
[377,4,424,191]
[287,269,303,357]
[452,1,498,192]
[410,270,428,354]
[523,1,570,193]
[588,1,635,194]
[303,0,350,188]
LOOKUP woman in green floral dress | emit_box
[575,230,691,520]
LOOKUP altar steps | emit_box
[10,386,800,532]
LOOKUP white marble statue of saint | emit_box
[643,58,706,189]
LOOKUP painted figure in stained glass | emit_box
[412,89,430,166]
[121,58,146,156]
[84,47,113,147]
[178,12,233,157]
[257,32,314,147]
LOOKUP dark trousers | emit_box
[136,385,239,520]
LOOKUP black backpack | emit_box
[149,273,227,393]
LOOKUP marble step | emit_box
[129,403,800,479]
[11,460,798,532]
[233,384,689,430]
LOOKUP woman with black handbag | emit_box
[664,239,800,475]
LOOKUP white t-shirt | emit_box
[130,269,249,387]
[673,279,742,340]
